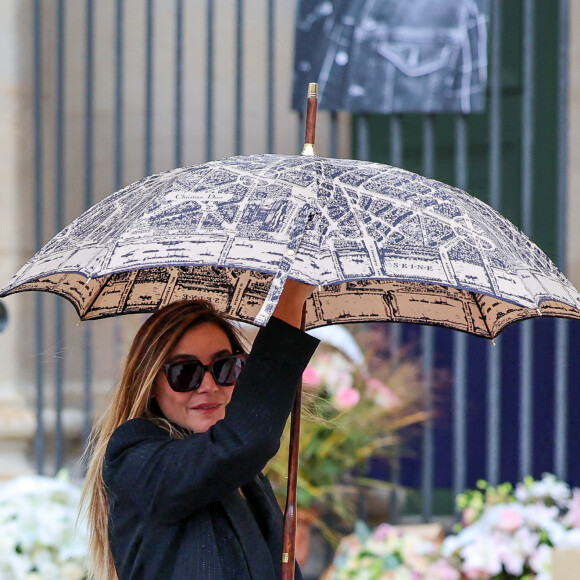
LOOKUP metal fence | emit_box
[25,0,576,525]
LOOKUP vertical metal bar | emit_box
[329,111,338,158]
[554,0,570,480]
[175,0,184,167]
[145,0,154,175]
[357,115,370,161]
[115,0,124,189]
[113,0,125,369]
[554,318,569,478]
[82,0,95,449]
[421,115,435,522]
[556,0,569,272]
[389,115,403,355]
[519,0,535,480]
[206,0,214,161]
[297,111,304,155]
[486,0,503,486]
[453,333,467,500]
[454,116,468,189]
[421,325,435,522]
[389,115,402,167]
[453,116,468,504]
[487,342,501,483]
[521,0,535,238]
[54,0,66,473]
[266,0,275,153]
[235,0,243,156]
[389,458,401,524]
[422,116,435,177]
[33,0,45,475]
[488,0,502,213]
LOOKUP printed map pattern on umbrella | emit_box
[2,154,579,338]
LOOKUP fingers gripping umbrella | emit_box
[3,85,580,578]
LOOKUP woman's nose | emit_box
[196,368,219,392]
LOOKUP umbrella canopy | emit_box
[2,154,579,338]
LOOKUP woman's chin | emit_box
[182,409,225,433]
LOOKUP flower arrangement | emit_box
[324,520,458,580]
[265,327,427,537]
[441,473,580,580]
[0,472,88,580]
[325,474,580,579]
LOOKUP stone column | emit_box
[0,0,35,480]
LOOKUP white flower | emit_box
[0,474,88,580]
[61,561,87,580]
[553,528,580,550]
[522,503,566,543]
[515,473,571,506]
[460,532,503,577]
[497,526,539,575]
[441,534,463,559]
[392,567,414,580]
[310,352,355,394]
[529,543,552,580]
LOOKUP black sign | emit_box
[292,0,488,114]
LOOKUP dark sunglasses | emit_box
[162,353,246,393]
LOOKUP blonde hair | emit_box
[81,300,244,580]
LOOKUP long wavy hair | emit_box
[81,299,245,580]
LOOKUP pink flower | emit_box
[302,365,321,389]
[333,387,360,410]
[367,378,401,410]
[462,506,479,526]
[497,507,524,532]
[425,559,461,580]
[372,523,392,541]
[562,489,580,528]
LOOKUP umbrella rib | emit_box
[79,275,110,319]
[471,291,494,339]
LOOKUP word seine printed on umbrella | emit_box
[2,154,580,338]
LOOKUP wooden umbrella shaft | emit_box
[281,84,317,579]
[305,98,317,146]
[281,303,307,580]
[301,83,318,157]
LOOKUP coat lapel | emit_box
[220,484,277,579]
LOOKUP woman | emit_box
[82,280,318,580]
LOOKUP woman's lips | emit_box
[191,403,221,412]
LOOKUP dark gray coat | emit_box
[104,317,319,579]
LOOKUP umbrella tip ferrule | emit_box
[301,143,316,156]
[491,339,496,347]
[307,82,318,98]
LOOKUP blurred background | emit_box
[0,0,579,564]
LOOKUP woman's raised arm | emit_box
[272,279,315,328]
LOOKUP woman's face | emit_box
[152,322,236,432]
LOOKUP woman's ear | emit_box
[149,381,158,399]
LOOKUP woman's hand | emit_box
[272,279,316,329]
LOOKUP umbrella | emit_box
[2,85,580,579]
[3,155,580,337]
